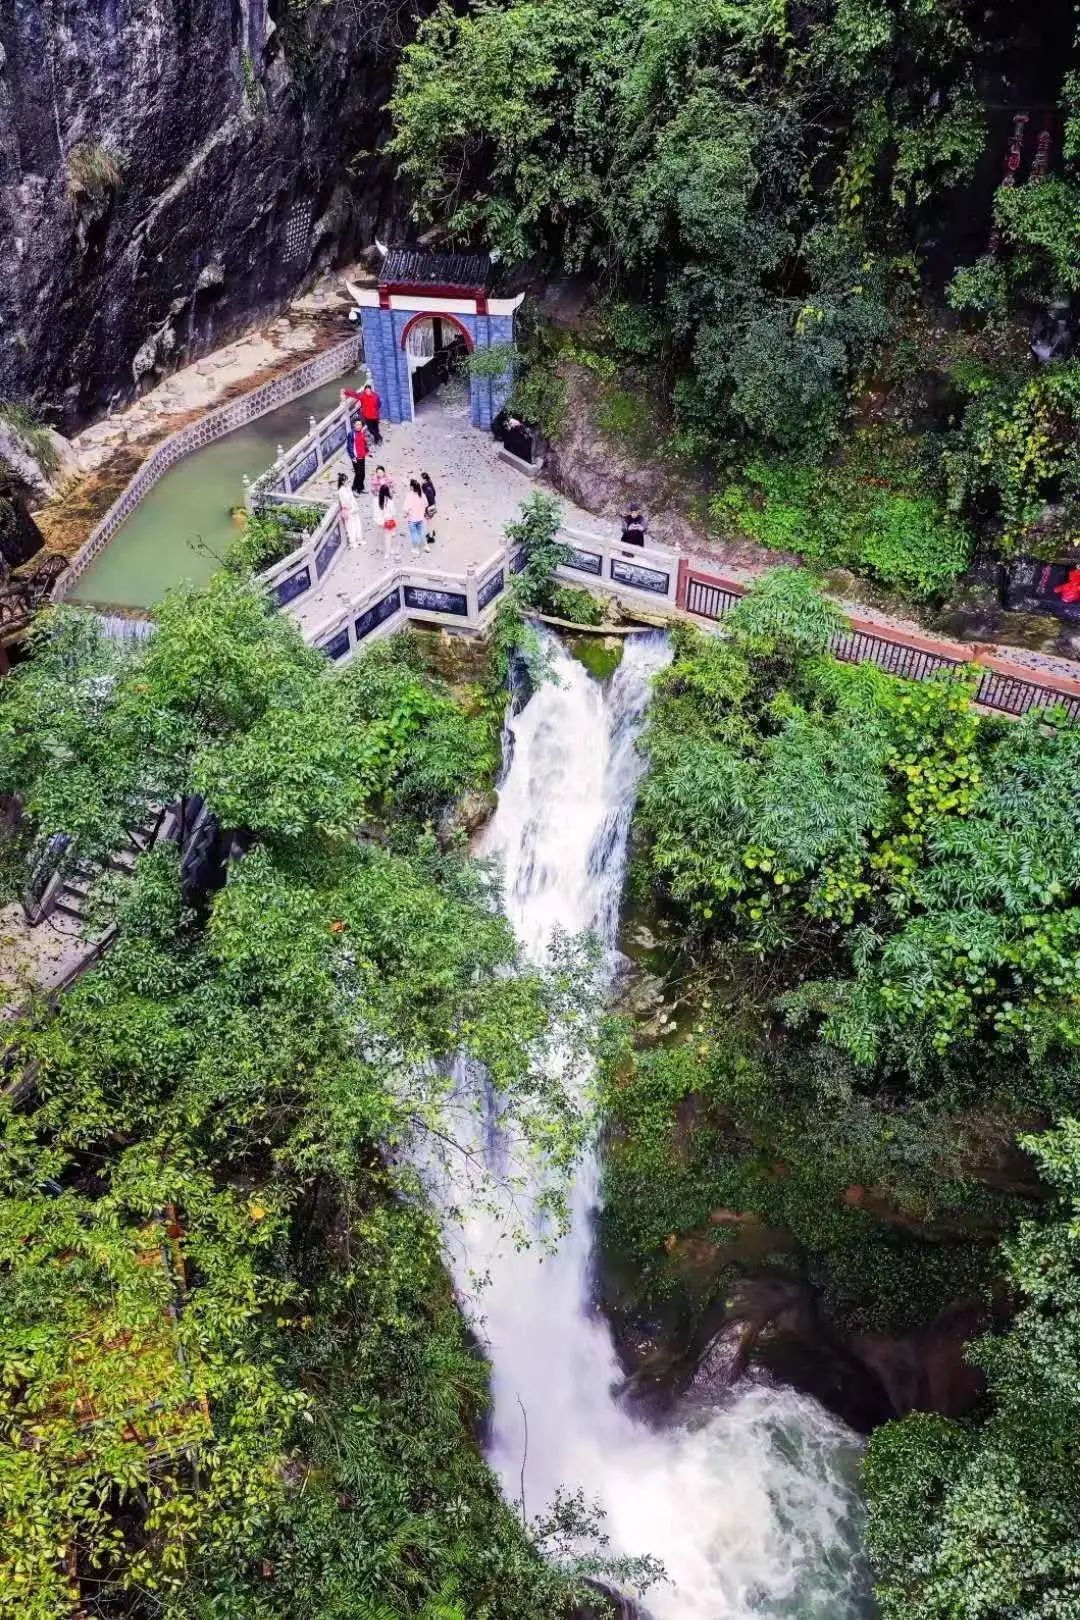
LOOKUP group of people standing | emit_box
[334,383,438,556]
[332,373,645,563]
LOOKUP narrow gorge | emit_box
[2,3,1080,1619]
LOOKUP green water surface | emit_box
[70,378,352,610]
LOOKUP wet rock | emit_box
[628,1272,994,1434]
[572,1581,646,1620]
[0,482,43,566]
[195,260,225,292]
[437,788,498,847]
[617,967,666,1019]
[132,324,177,384]
[1031,299,1078,364]
[849,1297,991,1419]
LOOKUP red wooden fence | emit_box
[675,559,1080,724]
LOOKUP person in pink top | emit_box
[370,466,397,558]
[404,479,427,551]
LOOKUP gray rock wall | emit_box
[0,0,416,427]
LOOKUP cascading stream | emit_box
[454,632,871,1619]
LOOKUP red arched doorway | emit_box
[401,312,474,412]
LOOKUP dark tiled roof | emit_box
[379,248,493,290]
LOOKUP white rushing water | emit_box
[455,633,871,1619]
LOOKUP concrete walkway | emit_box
[288,383,615,637]
[281,391,1080,698]
[67,273,356,478]
[0,902,91,1004]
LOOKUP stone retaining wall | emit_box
[54,333,363,599]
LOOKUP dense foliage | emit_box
[0,582,629,1619]
[716,433,973,598]
[392,2,1080,585]
[611,568,1080,1611]
[603,571,1064,1328]
[391,0,980,460]
[635,570,1080,1088]
[865,1121,1080,1620]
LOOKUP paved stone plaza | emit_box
[288,380,614,637]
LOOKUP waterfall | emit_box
[454,632,871,1619]
[92,611,157,644]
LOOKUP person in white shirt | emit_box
[336,472,363,550]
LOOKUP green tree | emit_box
[390,0,981,455]
[0,587,626,1618]
[635,572,1080,1094]
[865,1119,1080,1620]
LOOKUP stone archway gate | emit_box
[346,248,524,430]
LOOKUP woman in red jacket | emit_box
[347,420,369,493]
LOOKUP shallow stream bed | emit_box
[69,379,346,609]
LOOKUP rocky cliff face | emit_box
[0,0,415,428]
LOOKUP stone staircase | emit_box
[26,807,167,927]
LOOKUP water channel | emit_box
[453,633,871,1618]
[68,379,346,610]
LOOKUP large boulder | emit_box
[0,415,79,502]
[620,1272,993,1435]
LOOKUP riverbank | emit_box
[30,270,357,565]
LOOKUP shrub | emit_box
[946,256,1010,323]
[66,141,125,208]
[550,584,603,625]
[467,327,568,441]
[943,359,1080,553]
[227,506,323,574]
[716,436,972,599]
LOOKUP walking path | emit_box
[282,386,1080,695]
[0,903,94,1006]
[33,270,358,562]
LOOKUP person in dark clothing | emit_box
[343,384,382,445]
[347,420,369,493]
[621,503,647,546]
[420,471,437,545]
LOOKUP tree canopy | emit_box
[391,0,982,456]
[0,585,617,1619]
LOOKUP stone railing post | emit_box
[466,566,479,626]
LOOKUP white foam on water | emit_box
[449,633,871,1619]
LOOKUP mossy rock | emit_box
[567,633,624,681]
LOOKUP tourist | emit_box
[336,472,363,551]
[421,470,437,546]
[347,418,369,493]
[405,479,428,552]
[343,382,382,445]
[621,503,647,547]
[371,466,396,556]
